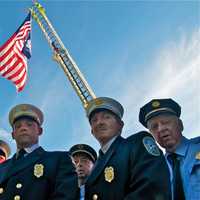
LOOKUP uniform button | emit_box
[16,183,22,189]
[14,195,20,200]
[0,188,3,194]
[93,194,98,200]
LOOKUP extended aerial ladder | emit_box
[29,2,96,108]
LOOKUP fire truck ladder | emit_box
[30,2,96,108]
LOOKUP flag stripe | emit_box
[2,57,20,77]
[0,56,18,75]
[9,65,25,81]
[6,62,23,80]
[0,50,15,69]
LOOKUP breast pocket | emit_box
[190,161,200,192]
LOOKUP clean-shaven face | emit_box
[147,114,183,152]
[12,118,42,149]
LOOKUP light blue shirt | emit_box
[80,185,85,200]
[165,136,200,200]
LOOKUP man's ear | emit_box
[179,119,184,132]
[38,127,43,136]
[91,129,94,136]
[11,131,14,139]
[118,119,124,130]
[120,120,124,128]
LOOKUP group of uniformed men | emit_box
[0,96,199,200]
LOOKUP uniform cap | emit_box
[69,144,97,163]
[9,104,44,126]
[139,98,181,127]
[0,140,11,158]
[86,97,124,120]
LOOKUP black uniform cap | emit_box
[139,98,181,128]
[69,144,97,163]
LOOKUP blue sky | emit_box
[0,0,199,156]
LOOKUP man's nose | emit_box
[76,159,82,167]
[157,123,165,133]
[96,117,105,126]
[19,123,29,130]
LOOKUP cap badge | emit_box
[195,152,200,160]
[143,136,160,156]
[21,105,28,111]
[152,101,160,108]
[94,99,104,106]
[34,164,44,178]
[104,166,114,183]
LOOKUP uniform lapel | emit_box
[0,147,45,183]
[87,136,122,184]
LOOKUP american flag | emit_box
[0,13,31,92]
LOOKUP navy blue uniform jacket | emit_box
[85,132,171,200]
[0,147,79,200]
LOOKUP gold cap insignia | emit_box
[104,166,114,183]
[152,101,160,108]
[94,98,104,106]
[195,152,200,160]
[34,164,44,178]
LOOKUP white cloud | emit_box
[0,128,11,141]
[121,29,200,138]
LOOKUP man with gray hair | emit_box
[84,97,171,200]
[139,98,200,200]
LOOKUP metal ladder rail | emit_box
[30,2,96,108]
[30,4,93,104]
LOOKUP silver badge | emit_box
[143,136,160,156]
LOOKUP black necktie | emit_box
[98,149,104,159]
[16,149,26,160]
[169,153,185,200]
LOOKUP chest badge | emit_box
[195,152,200,160]
[34,164,44,178]
[104,166,114,183]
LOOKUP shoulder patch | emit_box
[142,136,160,156]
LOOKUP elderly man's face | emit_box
[12,118,42,149]
[73,153,94,181]
[147,114,183,152]
[90,110,123,146]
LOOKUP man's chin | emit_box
[164,142,176,152]
[78,175,86,179]
[18,140,31,148]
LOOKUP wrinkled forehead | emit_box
[147,113,178,126]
